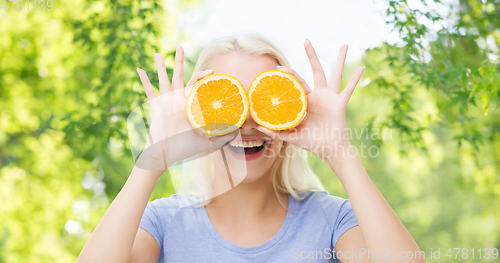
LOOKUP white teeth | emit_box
[229,140,265,148]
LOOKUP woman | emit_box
[77,34,425,262]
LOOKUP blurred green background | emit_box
[0,0,499,262]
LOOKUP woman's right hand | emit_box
[135,45,235,172]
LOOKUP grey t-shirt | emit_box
[140,191,358,262]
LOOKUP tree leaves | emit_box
[0,0,197,261]
[377,0,499,152]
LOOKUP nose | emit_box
[239,112,258,133]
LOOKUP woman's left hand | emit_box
[257,39,365,160]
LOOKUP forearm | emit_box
[76,165,164,263]
[326,144,424,263]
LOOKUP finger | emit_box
[209,131,237,149]
[257,126,297,144]
[257,126,279,138]
[328,45,348,93]
[276,66,312,94]
[304,39,327,89]
[171,45,184,91]
[154,53,172,95]
[340,66,365,103]
[184,70,215,96]
[137,68,158,101]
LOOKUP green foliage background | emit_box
[0,0,498,262]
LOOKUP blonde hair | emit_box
[175,33,324,207]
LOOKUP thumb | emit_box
[257,126,280,139]
[257,126,297,145]
[209,131,237,149]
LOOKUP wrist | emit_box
[131,164,165,180]
[323,142,360,174]
[319,140,356,160]
[135,142,170,174]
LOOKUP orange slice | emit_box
[248,70,307,130]
[186,74,249,136]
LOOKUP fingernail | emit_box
[223,133,236,142]
[277,66,285,69]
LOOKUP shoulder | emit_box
[294,190,356,230]
[144,194,202,224]
[296,190,351,211]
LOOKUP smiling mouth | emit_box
[227,139,268,155]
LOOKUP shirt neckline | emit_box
[199,193,296,254]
